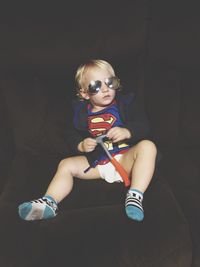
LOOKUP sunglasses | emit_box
[88,76,120,95]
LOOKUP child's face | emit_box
[80,67,116,111]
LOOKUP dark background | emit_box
[0,1,146,77]
[0,1,200,73]
[0,1,200,177]
[0,1,200,267]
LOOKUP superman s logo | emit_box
[88,113,117,136]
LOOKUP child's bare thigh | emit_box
[61,155,101,180]
[119,146,137,175]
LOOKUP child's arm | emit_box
[121,93,150,144]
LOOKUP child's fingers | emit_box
[107,129,123,142]
[106,128,118,139]
[88,139,97,146]
[112,135,123,143]
[85,138,97,145]
[107,127,130,141]
[82,138,97,152]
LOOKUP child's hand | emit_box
[106,127,131,143]
[78,138,97,152]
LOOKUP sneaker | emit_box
[18,197,58,221]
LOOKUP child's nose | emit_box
[101,83,109,93]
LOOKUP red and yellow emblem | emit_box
[88,113,116,137]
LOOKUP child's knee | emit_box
[58,157,80,177]
[138,140,157,155]
[58,158,74,172]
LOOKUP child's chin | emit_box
[102,96,113,103]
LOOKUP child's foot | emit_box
[125,189,144,221]
[18,196,58,221]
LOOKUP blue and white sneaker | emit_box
[18,196,58,221]
[125,189,144,221]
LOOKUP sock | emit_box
[18,195,58,221]
[125,189,144,221]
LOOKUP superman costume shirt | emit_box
[87,100,129,164]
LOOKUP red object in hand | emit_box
[96,135,130,187]
[110,157,130,187]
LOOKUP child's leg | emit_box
[18,156,101,220]
[119,140,157,221]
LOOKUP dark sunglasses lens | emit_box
[105,77,120,90]
[88,80,102,94]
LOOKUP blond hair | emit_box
[75,59,115,99]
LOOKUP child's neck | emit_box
[91,100,115,113]
[91,106,106,112]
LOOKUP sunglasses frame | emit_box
[88,76,120,95]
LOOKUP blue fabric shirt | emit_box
[87,101,129,164]
[71,92,151,168]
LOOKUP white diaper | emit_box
[97,154,123,183]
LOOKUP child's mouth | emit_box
[103,95,111,99]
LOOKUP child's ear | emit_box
[79,88,90,100]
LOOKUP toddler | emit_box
[18,59,157,222]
